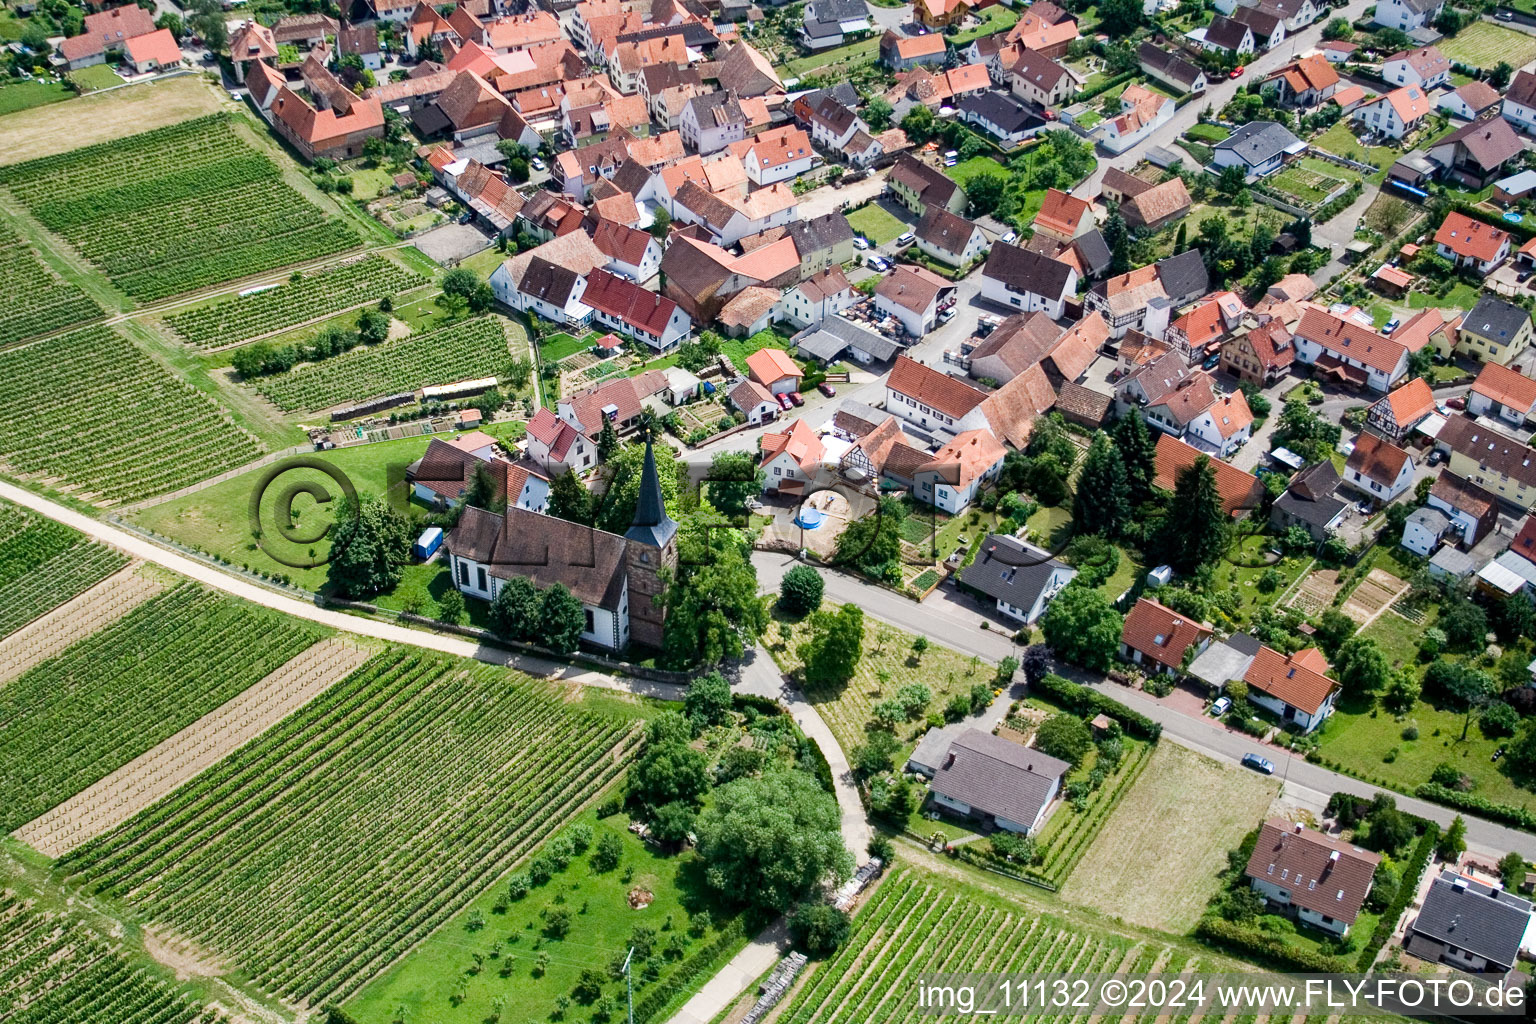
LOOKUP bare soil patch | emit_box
[1340,569,1401,624]
[143,927,228,980]
[14,637,372,857]
[1286,568,1343,617]
[0,564,161,685]
[0,76,230,165]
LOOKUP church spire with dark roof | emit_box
[625,432,677,549]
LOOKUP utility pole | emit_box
[623,946,635,1024]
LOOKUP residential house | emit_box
[729,378,781,425]
[1372,0,1442,34]
[262,57,385,162]
[678,91,747,155]
[590,218,662,281]
[1270,54,1339,107]
[875,264,956,336]
[806,94,865,153]
[1457,294,1532,365]
[915,207,989,267]
[488,230,606,314]
[1231,5,1286,50]
[1427,471,1500,546]
[913,428,1006,512]
[887,154,966,214]
[1121,176,1191,231]
[1291,306,1407,392]
[779,267,858,330]
[409,436,550,513]
[760,418,824,494]
[1271,460,1349,542]
[59,3,155,70]
[372,0,419,23]
[1153,433,1266,516]
[879,29,947,70]
[1502,70,1536,135]
[658,233,799,321]
[1468,361,1536,427]
[1189,15,1254,56]
[1402,505,1450,556]
[979,243,1078,320]
[927,728,1071,833]
[1167,292,1247,363]
[1100,84,1175,154]
[1246,0,1321,31]
[915,0,979,29]
[746,347,804,395]
[671,179,798,247]
[526,406,597,473]
[1439,80,1501,122]
[581,269,692,351]
[884,354,991,437]
[122,28,181,72]
[1384,45,1450,89]
[957,89,1048,144]
[1085,249,1210,339]
[1406,871,1533,975]
[1187,389,1254,457]
[715,42,785,99]
[1138,42,1207,93]
[1221,319,1296,385]
[228,20,278,82]
[959,535,1078,625]
[1436,413,1536,509]
[1245,819,1381,936]
[1119,597,1213,674]
[718,287,781,338]
[1244,644,1339,732]
[1005,7,1079,58]
[1212,120,1305,178]
[272,12,337,48]
[1034,188,1092,242]
[1318,38,1358,62]
[1009,48,1079,109]
[1344,431,1416,504]
[517,189,585,242]
[1366,376,1435,442]
[729,125,816,185]
[337,23,383,70]
[1354,85,1431,141]
[800,0,871,49]
[1429,117,1524,189]
[787,211,857,277]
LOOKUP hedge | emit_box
[1194,917,1355,973]
[1072,70,1138,106]
[1416,782,1536,832]
[1031,673,1162,740]
[1356,821,1438,971]
[632,914,753,1024]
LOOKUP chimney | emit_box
[1294,822,1304,834]
[1329,849,1340,862]
[944,751,955,769]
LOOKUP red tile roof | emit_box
[760,418,824,473]
[1435,211,1509,263]
[1472,361,1536,414]
[1152,433,1263,516]
[1244,645,1337,716]
[888,354,988,419]
[746,347,803,386]
[1120,597,1211,669]
[580,269,679,336]
[1244,819,1380,925]
[1380,376,1435,427]
[124,27,181,65]
[1345,431,1411,489]
[1294,306,1405,374]
[918,428,1005,489]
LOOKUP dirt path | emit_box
[0,564,162,685]
[14,637,375,858]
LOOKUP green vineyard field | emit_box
[0,498,126,638]
[0,115,360,301]
[0,218,103,346]
[64,650,642,1006]
[0,583,321,832]
[0,893,220,1024]
[0,326,266,501]
[252,316,516,411]
[165,254,428,348]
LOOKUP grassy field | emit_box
[347,802,746,1024]
[1186,123,1230,143]
[1441,22,1536,70]
[0,74,230,165]
[765,604,1004,762]
[131,433,437,590]
[0,77,73,115]
[846,202,909,245]
[1061,743,1279,932]
[779,35,881,78]
[1312,122,1398,183]
[1409,280,1480,309]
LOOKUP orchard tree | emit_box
[684,670,733,729]
[789,902,851,955]
[1035,713,1092,766]
[1335,636,1392,695]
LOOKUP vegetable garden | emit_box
[0,218,102,346]
[0,326,266,501]
[0,582,322,833]
[0,893,220,1024]
[63,650,643,1007]
[0,115,360,301]
[774,868,1187,1024]
[0,499,126,639]
[252,316,519,411]
[164,254,428,348]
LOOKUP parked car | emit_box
[818,382,837,397]
[1383,318,1401,334]
[787,390,804,407]
[944,157,958,167]
[1241,753,1276,774]
[1210,696,1232,717]
[531,157,547,171]
[1427,448,1446,466]
[943,149,958,161]
[230,91,243,101]
[777,392,793,411]
[868,255,890,271]
[896,231,915,247]
[1497,9,1514,19]
[1202,352,1220,371]
[1001,230,1017,244]
[1448,396,1465,409]
[1229,65,1245,79]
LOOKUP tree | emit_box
[650,800,696,844]
[1112,409,1158,505]
[833,495,904,579]
[1314,608,1357,657]
[1491,61,1515,90]
[597,419,619,461]
[1499,852,1528,890]
[1073,431,1131,538]
[155,11,182,37]
[326,494,411,597]
[708,451,763,514]
[489,577,542,642]
[1439,594,1488,650]
[595,443,682,535]
[356,308,391,344]
[538,583,586,654]
[1024,453,1069,507]
[852,729,901,776]
[967,171,1007,217]
[548,470,593,525]
[1217,163,1247,197]
[862,96,894,132]
[1097,0,1144,35]
[684,671,733,729]
[663,529,766,666]
[438,588,465,625]
[1040,584,1124,672]
[1334,636,1392,695]
[187,0,226,50]
[1363,797,1415,854]
[1490,593,1534,644]
[590,830,623,872]
[801,604,864,684]
[1322,16,1352,39]
[441,267,480,299]
[462,461,505,515]
[1035,713,1092,766]
[779,564,825,617]
[1158,454,1228,573]
[1102,210,1131,275]
[649,207,672,240]
[694,769,853,912]
[631,738,710,815]
[901,104,936,143]
[789,902,851,956]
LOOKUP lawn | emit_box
[0,78,72,115]
[952,3,1020,43]
[1409,281,1480,309]
[1024,503,1073,551]
[1060,742,1279,932]
[346,802,747,1024]
[779,35,881,78]
[1440,22,1536,72]
[845,202,908,245]
[540,329,601,363]
[1075,109,1103,129]
[130,434,436,591]
[1312,122,1398,183]
[764,603,1007,763]
[1185,123,1230,143]
[69,64,124,90]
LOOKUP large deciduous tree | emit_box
[326,494,411,597]
[1040,584,1123,672]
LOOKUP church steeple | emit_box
[624,432,677,549]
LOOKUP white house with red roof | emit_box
[760,418,825,494]
[1344,431,1416,504]
[729,378,781,426]
[1383,46,1450,90]
[1244,645,1338,732]
[1292,306,1407,393]
[123,28,182,73]
[589,219,662,282]
[913,428,1006,513]
[409,435,550,512]
[729,126,816,186]
[746,347,804,396]
[1435,211,1511,274]
[1353,84,1431,140]
[1469,362,1536,428]
[1186,389,1254,457]
[526,407,597,474]
[581,269,691,352]
[59,3,155,69]
[1366,376,1435,441]
[1119,597,1212,675]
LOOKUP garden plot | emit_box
[1340,569,1404,625]
[1286,567,1345,617]
[16,637,373,858]
[1269,164,1348,208]
[0,564,161,685]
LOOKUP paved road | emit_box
[752,550,1536,861]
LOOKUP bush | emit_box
[1035,714,1093,766]
[1195,918,1354,972]
[1030,673,1162,740]
[778,565,825,617]
[1416,783,1536,831]
[1481,700,1519,738]
[788,902,851,956]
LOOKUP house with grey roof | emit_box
[1139,42,1207,93]
[792,315,901,365]
[1187,631,1261,692]
[1189,15,1255,55]
[1271,460,1348,543]
[928,728,1071,834]
[1212,121,1306,178]
[958,89,1048,145]
[800,0,871,49]
[958,534,1077,624]
[1406,870,1533,974]
[1401,505,1449,557]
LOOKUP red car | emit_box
[787,390,804,407]
[1447,396,1466,410]
[777,392,793,411]
[1229,65,1245,79]
[818,382,837,398]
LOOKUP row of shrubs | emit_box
[1415,782,1536,832]
[1355,822,1439,971]
[1030,672,1163,741]
[1193,917,1355,973]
